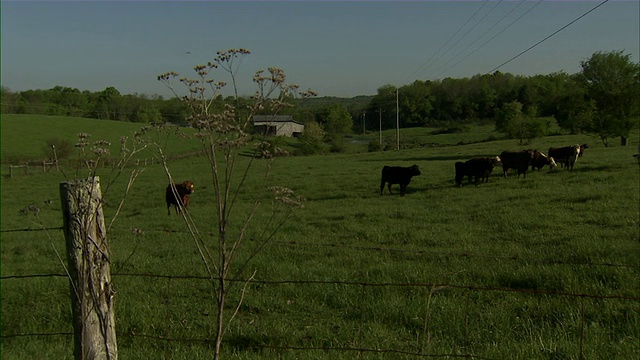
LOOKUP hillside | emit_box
[0,114,201,163]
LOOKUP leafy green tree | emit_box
[398,80,433,126]
[578,50,640,146]
[1,87,28,114]
[298,120,326,155]
[496,101,546,144]
[469,74,498,119]
[495,100,521,134]
[367,84,397,129]
[316,103,353,152]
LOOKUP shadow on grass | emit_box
[226,334,281,352]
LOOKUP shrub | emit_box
[367,140,383,152]
[43,137,73,160]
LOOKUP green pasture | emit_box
[1,115,639,359]
[0,114,201,165]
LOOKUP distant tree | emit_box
[298,120,326,155]
[317,103,353,151]
[367,84,397,129]
[1,87,19,113]
[468,74,498,119]
[496,101,546,144]
[554,74,593,134]
[398,80,433,126]
[93,86,122,119]
[578,50,640,146]
[495,100,521,134]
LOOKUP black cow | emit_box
[166,181,195,215]
[380,164,421,196]
[500,150,534,178]
[548,144,588,170]
[455,156,501,186]
[529,149,557,171]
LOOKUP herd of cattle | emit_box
[380,144,589,196]
[163,144,590,212]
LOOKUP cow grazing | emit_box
[455,156,501,186]
[548,144,588,170]
[529,149,557,171]
[380,164,421,196]
[166,181,195,215]
[499,150,534,178]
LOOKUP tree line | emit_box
[365,51,639,146]
[2,50,637,146]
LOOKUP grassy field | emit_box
[0,114,201,166]
[1,115,639,359]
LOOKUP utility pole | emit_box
[396,87,400,150]
[361,111,366,135]
[376,109,385,145]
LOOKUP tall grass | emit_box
[1,117,639,359]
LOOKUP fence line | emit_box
[9,164,29,178]
[2,271,637,358]
[2,225,638,269]
[3,150,208,178]
[1,226,64,233]
[2,272,638,301]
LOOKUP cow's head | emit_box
[182,181,195,194]
[524,149,535,158]
[578,143,589,157]
[492,156,502,166]
[409,164,421,176]
[548,156,558,169]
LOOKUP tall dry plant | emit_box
[156,48,314,358]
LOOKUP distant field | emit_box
[0,114,202,164]
[1,115,639,359]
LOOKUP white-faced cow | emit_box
[548,144,588,170]
[166,181,195,215]
[529,149,557,171]
[380,164,421,196]
[455,156,501,186]
[499,150,535,178]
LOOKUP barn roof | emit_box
[253,115,303,125]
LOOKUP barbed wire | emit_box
[2,260,635,357]
[2,272,638,301]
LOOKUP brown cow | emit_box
[166,181,195,215]
[529,149,557,171]
[548,144,588,170]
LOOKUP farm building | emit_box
[253,115,304,137]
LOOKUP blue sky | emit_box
[2,1,638,98]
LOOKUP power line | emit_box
[488,0,610,74]
[434,0,544,79]
[405,0,491,83]
[423,0,506,80]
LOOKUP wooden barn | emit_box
[253,115,304,137]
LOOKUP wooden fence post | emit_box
[60,177,118,360]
